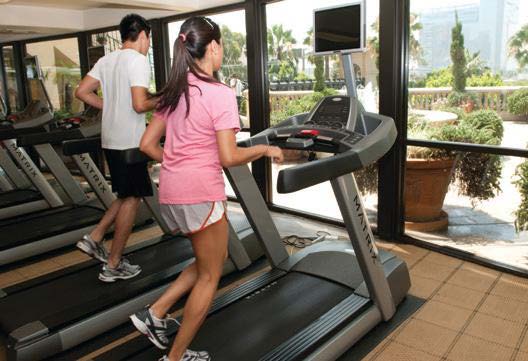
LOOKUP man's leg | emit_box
[107,196,142,269]
[89,198,124,242]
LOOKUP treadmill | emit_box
[0,114,113,265]
[95,4,410,360]
[0,141,263,361]
[0,56,61,219]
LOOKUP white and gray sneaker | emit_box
[158,350,211,361]
[76,234,108,263]
[130,306,177,349]
[98,258,141,282]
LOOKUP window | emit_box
[2,46,21,111]
[167,9,249,129]
[89,29,156,93]
[26,38,82,115]
[266,0,380,223]
[406,0,528,271]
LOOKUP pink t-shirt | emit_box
[155,73,240,204]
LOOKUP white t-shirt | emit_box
[88,49,151,150]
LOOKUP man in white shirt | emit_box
[75,14,158,282]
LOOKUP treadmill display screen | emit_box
[314,3,363,54]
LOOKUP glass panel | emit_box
[89,30,156,93]
[408,0,528,150]
[404,145,528,271]
[2,46,21,111]
[266,0,379,222]
[167,10,249,128]
[26,38,82,116]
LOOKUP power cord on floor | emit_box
[281,231,344,249]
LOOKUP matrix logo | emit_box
[9,143,37,177]
[353,194,379,263]
[79,154,106,193]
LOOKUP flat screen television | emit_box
[313,1,365,54]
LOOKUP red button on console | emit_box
[299,129,320,136]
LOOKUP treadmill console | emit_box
[306,96,354,130]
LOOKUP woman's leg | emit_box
[167,217,229,361]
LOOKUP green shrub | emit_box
[507,88,528,116]
[408,109,504,202]
[467,71,503,87]
[270,88,338,126]
[294,72,311,81]
[425,68,453,88]
[447,91,477,107]
[514,160,528,231]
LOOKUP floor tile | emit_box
[393,318,458,356]
[447,268,499,292]
[409,275,442,299]
[360,339,391,361]
[431,283,486,310]
[375,341,440,361]
[421,252,463,269]
[464,312,525,348]
[491,277,528,303]
[479,294,528,323]
[415,300,473,331]
[0,270,25,288]
[16,259,62,279]
[520,333,528,353]
[447,334,515,361]
[516,351,528,361]
[410,260,455,282]
[391,245,429,268]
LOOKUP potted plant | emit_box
[514,160,528,232]
[404,109,504,231]
[507,88,528,121]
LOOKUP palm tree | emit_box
[267,24,297,61]
[509,24,528,70]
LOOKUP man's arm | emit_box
[75,75,103,109]
[131,87,158,113]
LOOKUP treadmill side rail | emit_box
[9,321,49,346]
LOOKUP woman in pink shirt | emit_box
[131,17,283,361]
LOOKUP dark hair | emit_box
[157,17,222,117]
[120,14,151,42]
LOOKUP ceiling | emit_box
[0,0,241,42]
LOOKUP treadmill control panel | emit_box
[306,96,350,130]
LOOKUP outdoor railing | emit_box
[408,86,528,112]
[252,86,528,115]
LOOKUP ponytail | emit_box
[157,17,222,117]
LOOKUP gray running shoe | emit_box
[157,350,211,361]
[98,259,141,282]
[130,306,178,349]
[76,235,108,263]
[181,350,211,361]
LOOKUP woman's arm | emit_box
[216,129,283,168]
[140,116,165,162]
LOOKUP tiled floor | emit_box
[1,205,528,361]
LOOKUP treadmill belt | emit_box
[0,236,194,335]
[0,189,42,208]
[0,205,104,251]
[119,273,356,361]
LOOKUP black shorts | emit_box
[103,149,153,199]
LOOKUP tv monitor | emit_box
[313,1,365,55]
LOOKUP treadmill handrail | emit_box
[17,128,83,147]
[0,126,46,141]
[277,151,359,193]
[62,137,101,156]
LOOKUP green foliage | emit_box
[425,68,453,88]
[508,24,528,70]
[221,25,247,82]
[240,97,248,116]
[451,13,467,92]
[294,72,311,81]
[467,71,503,87]
[447,91,477,107]
[507,88,528,116]
[313,56,325,92]
[267,24,297,62]
[270,88,338,126]
[53,109,74,121]
[408,110,504,201]
[514,160,528,231]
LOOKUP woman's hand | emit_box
[265,146,284,163]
